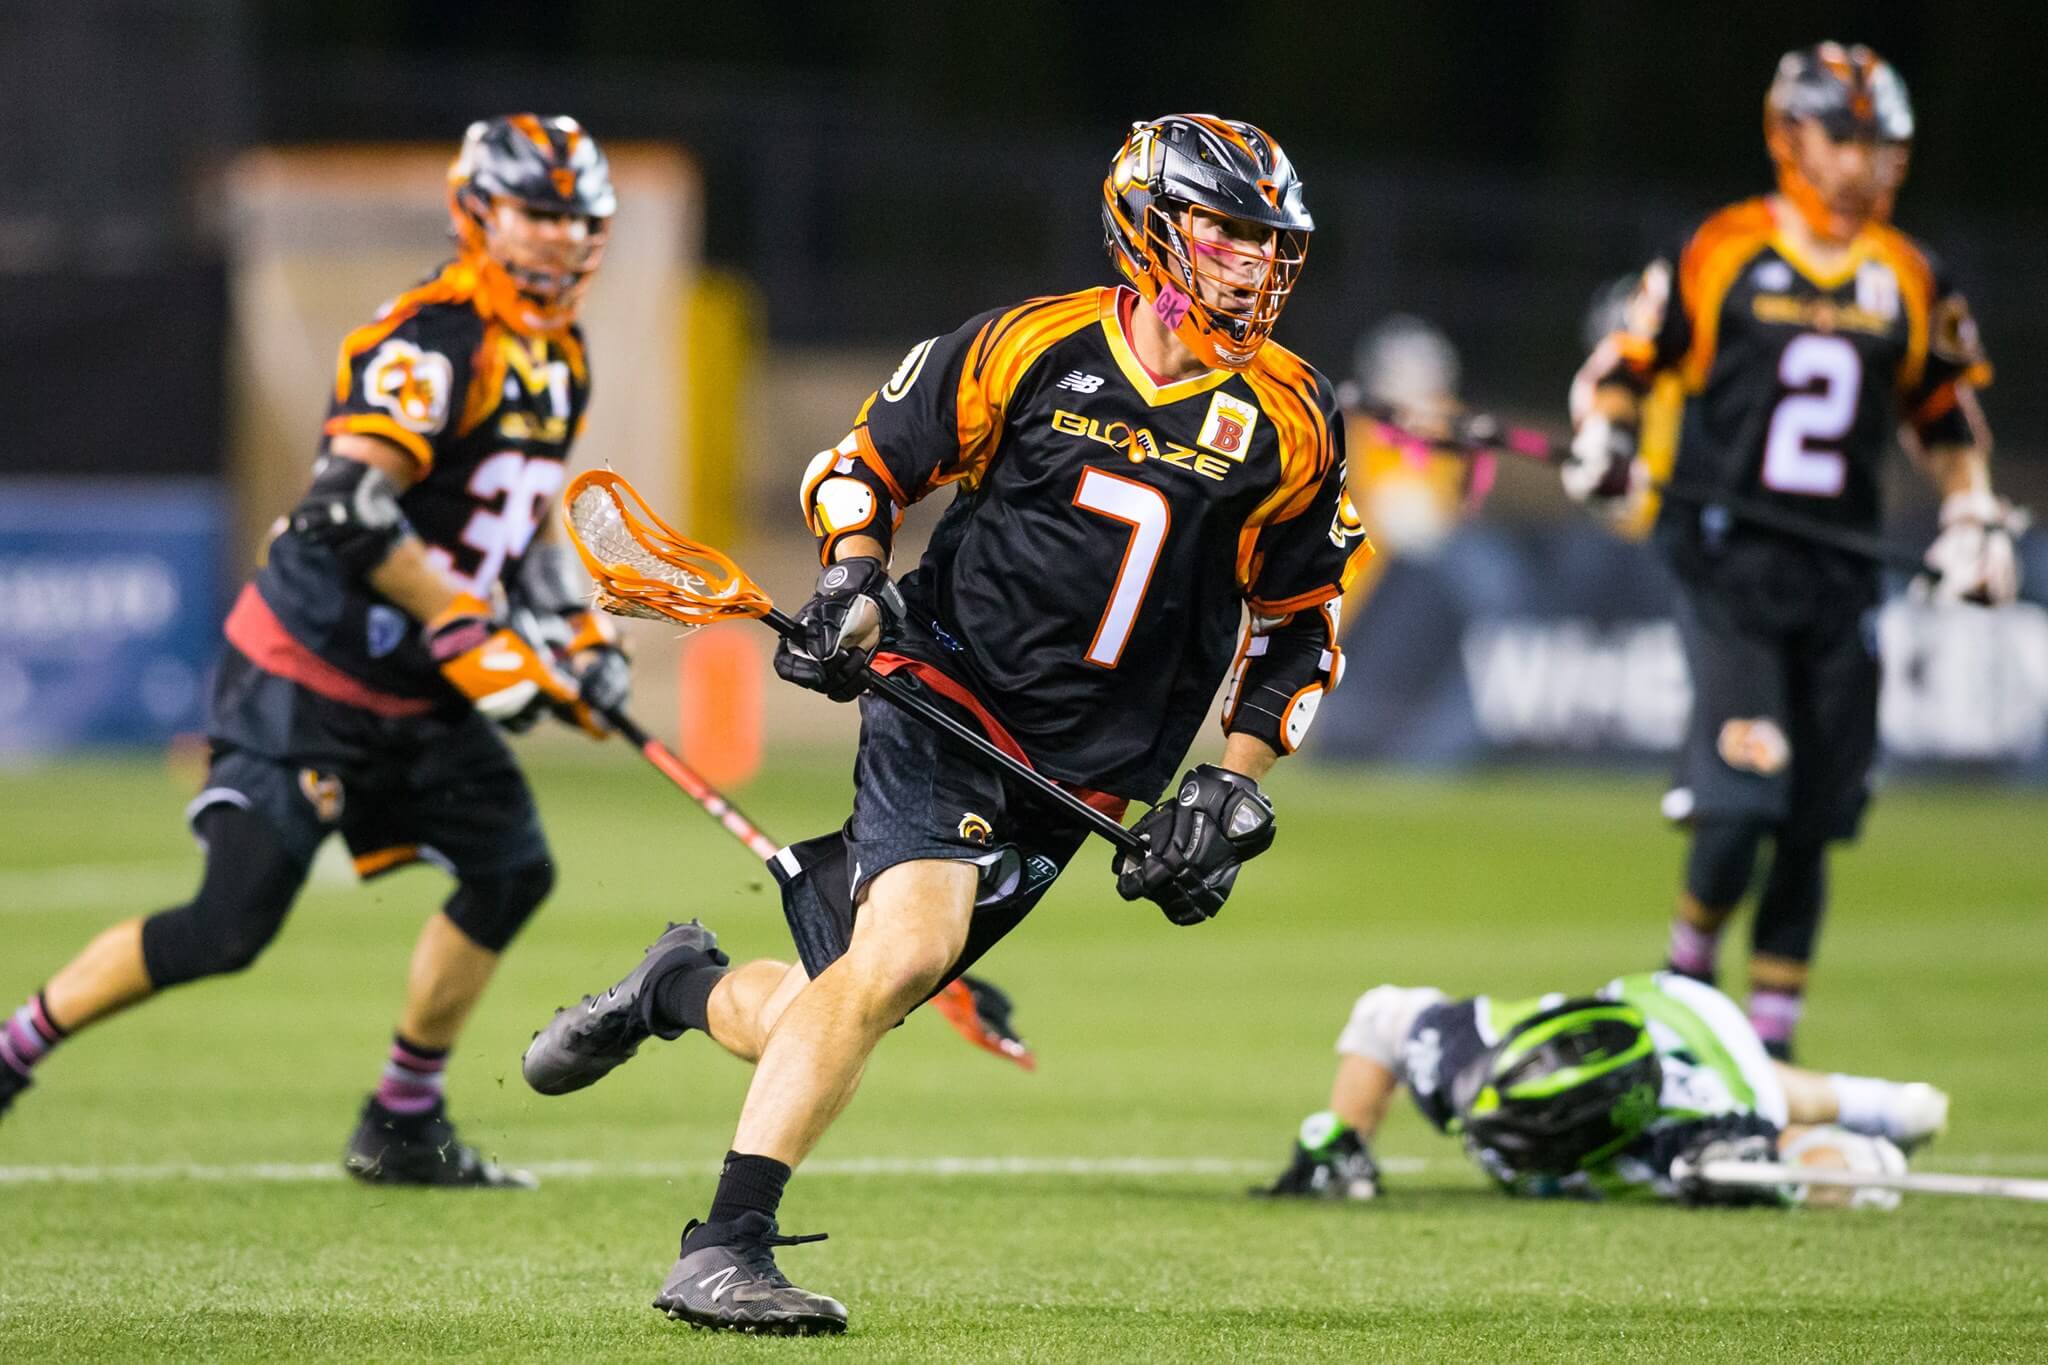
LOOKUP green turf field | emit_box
[3,752,2045,1362]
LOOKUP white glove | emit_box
[1919,490,2026,606]
[1561,414,1638,505]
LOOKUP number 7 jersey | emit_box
[252,258,591,699]
[1606,197,1992,532]
[818,285,1371,799]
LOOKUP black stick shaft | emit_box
[760,608,1143,854]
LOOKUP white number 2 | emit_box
[426,451,566,594]
[1760,333,1861,497]
[1073,466,1170,668]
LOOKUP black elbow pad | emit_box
[289,455,414,577]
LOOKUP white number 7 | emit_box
[1073,466,1170,668]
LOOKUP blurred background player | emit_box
[1337,315,1477,602]
[0,115,630,1186]
[1559,43,2025,1058]
[1260,972,1948,1207]
[520,112,1368,1335]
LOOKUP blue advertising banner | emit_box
[0,479,228,757]
[1318,523,2048,781]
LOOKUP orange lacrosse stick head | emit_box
[561,469,776,628]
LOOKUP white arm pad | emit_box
[1335,985,1448,1074]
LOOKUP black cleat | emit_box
[1254,1113,1381,1201]
[343,1097,536,1189]
[653,1212,848,1336]
[522,920,727,1097]
[0,1056,29,1121]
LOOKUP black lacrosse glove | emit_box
[1667,1116,1789,1208]
[1115,765,1276,926]
[773,557,905,703]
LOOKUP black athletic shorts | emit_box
[192,646,548,879]
[1658,526,1881,844]
[771,655,1126,990]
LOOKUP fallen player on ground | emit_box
[1260,971,1947,1208]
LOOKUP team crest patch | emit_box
[957,813,993,844]
[1197,392,1258,459]
[363,339,453,434]
[1718,718,1790,776]
[298,768,345,823]
[366,604,408,659]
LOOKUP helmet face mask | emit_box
[1765,43,1913,241]
[1103,115,1314,371]
[448,115,616,334]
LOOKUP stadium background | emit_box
[4,6,2047,1360]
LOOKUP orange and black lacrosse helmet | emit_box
[1764,43,1914,240]
[1102,114,1314,371]
[448,114,616,335]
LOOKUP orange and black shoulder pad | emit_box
[325,262,488,473]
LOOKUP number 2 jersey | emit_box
[1597,197,1992,534]
[223,259,590,741]
[807,285,1372,800]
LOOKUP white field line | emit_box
[0,1155,1426,1186]
[0,862,198,912]
[0,847,359,911]
[2,1152,2043,1187]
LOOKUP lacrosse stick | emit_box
[594,700,1034,1069]
[561,469,1143,856]
[1353,401,1944,576]
[1673,1156,2048,1204]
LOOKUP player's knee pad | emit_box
[442,857,555,953]
[1335,985,1447,1070]
[140,806,307,987]
[1753,839,1827,963]
[1685,818,1766,910]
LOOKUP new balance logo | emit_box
[1056,370,1106,394]
[698,1266,741,1301]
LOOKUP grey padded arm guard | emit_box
[289,455,414,578]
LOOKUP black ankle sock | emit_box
[706,1150,791,1227]
[642,960,726,1040]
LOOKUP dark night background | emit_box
[5,1,2045,476]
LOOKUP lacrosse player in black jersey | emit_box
[0,117,628,1186]
[523,114,1370,1335]
[1563,45,2024,1060]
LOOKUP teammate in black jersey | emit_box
[1562,45,2025,1060]
[0,116,628,1186]
[523,114,1370,1335]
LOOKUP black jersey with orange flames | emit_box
[1612,198,1990,534]
[815,286,1370,799]
[253,260,592,698]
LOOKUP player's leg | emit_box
[1661,580,1791,985]
[1774,1061,1948,1151]
[649,858,973,1335]
[652,688,1069,1334]
[1744,597,1880,1061]
[2,774,314,1119]
[341,718,552,1187]
[1746,835,1824,1058]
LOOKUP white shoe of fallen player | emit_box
[1890,1082,1950,1153]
